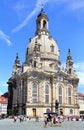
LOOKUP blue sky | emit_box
[0,0,84,95]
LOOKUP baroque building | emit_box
[7,8,79,117]
[77,93,84,115]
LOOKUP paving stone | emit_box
[0,118,84,130]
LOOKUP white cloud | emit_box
[12,0,84,32]
[0,30,12,46]
[0,90,3,96]
[68,0,84,10]
[48,0,84,11]
[2,83,8,87]
[74,62,84,86]
[12,0,49,32]
[74,62,84,71]
[13,0,30,18]
[0,83,8,95]
[62,61,84,86]
[77,72,84,85]
[14,1,27,12]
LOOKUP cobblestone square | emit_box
[0,118,84,130]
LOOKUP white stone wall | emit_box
[79,99,84,111]
[0,103,7,115]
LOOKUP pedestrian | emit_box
[14,115,17,122]
[67,116,70,121]
[44,116,47,127]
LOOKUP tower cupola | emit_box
[35,7,49,35]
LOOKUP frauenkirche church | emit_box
[7,8,79,117]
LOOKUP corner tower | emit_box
[13,53,21,75]
[66,49,76,75]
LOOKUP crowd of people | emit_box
[13,113,84,127]
[14,115,28,122]
[44,114,63,127]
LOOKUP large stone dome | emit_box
[28,35,60,60]
[25,9,60,70]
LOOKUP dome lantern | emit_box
[35,7,49,35]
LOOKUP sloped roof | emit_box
[0,96,8,104]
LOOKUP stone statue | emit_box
[55,100,59,109]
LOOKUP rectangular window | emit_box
[38,45,41,51]
[59,96,62,104]
[34,61,36,67]
[45,95,49,104]
[32,94,37,103]
[68,97,71,105]
[50,45,54,52]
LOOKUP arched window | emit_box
[68,87,71,105]
[45,85,49,104]
[38,44,41,52]
[37,21,40,29]
[69,69,71,74]
[58,86,62,104]
[70,109,73,114]
[43,20,47,28]
[32,83,38,103]
[34,61,36,67]
[54,64,58,71]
